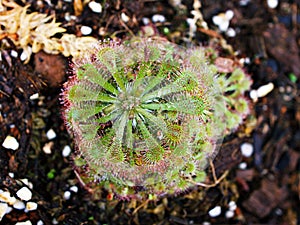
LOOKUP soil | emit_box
[0,0,299,225]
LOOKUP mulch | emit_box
[0,0,299,224]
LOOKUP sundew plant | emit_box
[61,38,251,200]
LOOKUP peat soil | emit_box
[0,0,300,224]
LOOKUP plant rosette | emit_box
[61,38,251,200]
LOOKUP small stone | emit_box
[142,17,150,25]
[202,222,211,225]
[16,187,32,201]
[256,82,274,98]
[0,191,16,205]
[63,191,71,200]
[152,14,165,23]
[25,202,38,211]
[275,208,283,216]
[228,201,237,211]
[20,179,32,188]
[225,210,235,218]
[10,50,18,58]
[0,202,8,221]
[212,10,234,32]
[226,27,236,37]
[37,220,44,225]
[20,51,28,61]
[2,136,19,150]
[64,12,71,21]
[238,162,247,169]
[62,145,71,157]
[29,93,39,100]
[46,129,56,140]
[15,220,32,225]
[81,26,92,35]
[249,89,258,101]
[13,200,25,210]
[70,186,78,193]
[8,173,14,178]
[208,206,221,217]
[267,0,278,9]
[88,1,102,13]
[121,12,130,23]
[225,10,234,20]
[6,206,12,214]
[43,142,53,154]
[239,0,250,6]
[240,142,254,157]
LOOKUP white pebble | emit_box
[10,50,18,58]
[249,89,258,101]
[64,12,71,21]
[121,12,130,23]
[0,203,8,221]
[15,220,32,225]
[213,10,234,32]
[16,187,32,201]
[208,206,221,217]
[6,206,12,214]
[257,82,274,98]
[225,10,234,20]
[46,129,56,140]
[202,222,211,225]
[69,186,78,193]
[0,191,16,205]
[25,202,38,211]
[13,200,25,210]
[20,51,28,61]
[229,201,237,211]
[63,191,71,200]
[239,0,251,6]
[250,82,274,102]
[267,0,278,9]
[2,136,19,150]
[43,142,53,154]
[81,26,93,35]
[62,145,71,157]
[226,27,236,37]
[37,220,44,225]
[225,210,235,218]
[213,14,229,32]
[20,179,33,189]
[52,218,59,224]
[8,172,14,178]
[238,162,247,169]
[240,142,254,157]
[29,93,39,100]
[88,1,102,13]
[152,14,166,23]
[142,17,150,25]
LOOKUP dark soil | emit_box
[0,0,299,224]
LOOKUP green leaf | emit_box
[97,47,126,91]
[77,64,119,95]
[97,109,121,123]
[137,117,164,163]
[79,123,99,140]
[70,104,106,121]
[135,107,167,132]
